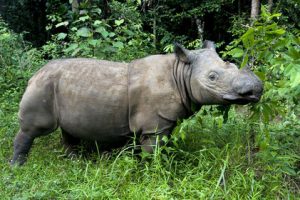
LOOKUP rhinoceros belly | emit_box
[54,59,130,142]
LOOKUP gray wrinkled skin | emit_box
[11,41,263,165]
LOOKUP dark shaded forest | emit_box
[1,0,298,47]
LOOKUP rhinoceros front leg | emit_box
[61,129,80,157]
[11,130,34,165]
[140,131,170,154]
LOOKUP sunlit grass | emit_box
[1,104,299,199]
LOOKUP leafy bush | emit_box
[224,6,300,122]
[170,8,300,192]
[0,16,44,118]
[44,0,154,61]
[0,17,44,96]
[219,5,300,179]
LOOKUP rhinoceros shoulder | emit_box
[128,53,186,134]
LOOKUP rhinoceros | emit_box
[11,41,263,165]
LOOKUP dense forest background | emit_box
[0,0,299,199]
[1,0,299,48]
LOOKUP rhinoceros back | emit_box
[20,58,130,143]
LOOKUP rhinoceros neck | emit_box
[172,58,195,114]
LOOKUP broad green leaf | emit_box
[285,63,295,74]
[0,33,10,40]
[93,20,102,26]
[124,30,134,36]
[88,39,99,47]
[109,32,116,37]
[241,54,248,68]
[227,48,244,58]
[55,21,69,28]
[79,16,90,22]
[270,13,281,18]
[113,41,124,49]
[290,70,300,88]
[76,27,91,37]
[265,23,277,31]
[273,38,288,49]
[64,43,78,53]
[92,8,102,15]
[267,29,285,35]
[101,30,109,38]
[115,19,124,26]
[57,33,67,40]
[71,48,81,57]
[287,48,300,60]
[255,71,266,81]
[241,28,254,48]
[95,27,103,33]
[95,27,109,38]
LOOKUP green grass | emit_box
[1,101,299,199]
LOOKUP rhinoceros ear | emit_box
[174,43,190,63]
[203,40,216,51]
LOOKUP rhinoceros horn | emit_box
[203,40,216,51]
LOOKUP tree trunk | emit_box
[102,0,111,18]
[268,0,273,12]
[72,0,79,13]
[195,18,204,42]
[250,0,260,19]
[153,14,157,48]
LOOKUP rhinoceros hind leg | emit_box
[10,130,35,165]
[11,121,57,165]
[61,129,80,156]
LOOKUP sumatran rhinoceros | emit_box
[11,41,263,165]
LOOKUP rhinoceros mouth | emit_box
[223,94,259,105]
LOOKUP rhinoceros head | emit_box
[174,41,263,105]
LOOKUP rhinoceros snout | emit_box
[223,73,263,104]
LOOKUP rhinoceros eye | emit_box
[208,72,218,81]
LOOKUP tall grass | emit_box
[1,104,299,199]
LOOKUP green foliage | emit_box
[227,12,250,37]
[221,6,300,170]
[0,0,48,46]
[224,6,300,121]
[276,0,300,29]
[0,17,43,98]
[44,0,154,61]
[1,106,299,199]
